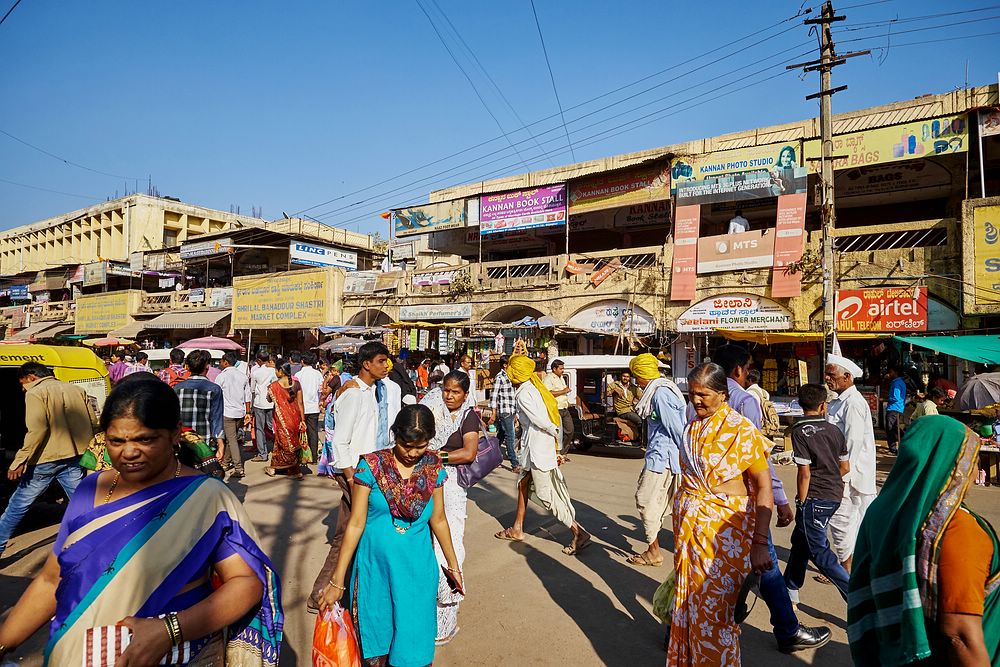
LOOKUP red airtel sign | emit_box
[835,287,928,332]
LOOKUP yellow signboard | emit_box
[973,205,1000,306]
[671,141,801,189]
[232,268,341,329]
[803,114,968,172]
[75,291,133,334]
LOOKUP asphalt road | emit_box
[1,443,997,666]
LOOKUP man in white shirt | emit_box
[543,359,574,455]
[295,351,325,462]
[434,358,450,377]
[825,354,877,572]
[310,341,398,610]
[728,209,750,234]
[249,352,277,462]
[216,351,251,479]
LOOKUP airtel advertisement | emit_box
[835,287,928,332]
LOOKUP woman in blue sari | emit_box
[0,377,283,666]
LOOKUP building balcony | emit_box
[137,288,232,313]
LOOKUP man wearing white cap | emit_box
[824,354,877,572]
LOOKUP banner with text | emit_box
[670,205,700,301]
[289,241,358,271]
[75,292,133,334]
[771,193,808,298]
[973,205,1000,307]
[671,141,804,204]
[233,268,339,329]
[568,163,670,214]
[697,229,775,274]
[479,184,567,235]
[836,287,928,332]
[393,200,468,237]
[677,294,793,332]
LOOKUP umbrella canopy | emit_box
[83,337,135,347]
[176,336,245,352]
[317,337,364,353]
[955,372,1000,410]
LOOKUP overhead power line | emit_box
[0,0,23,28]
[0,176,103,201]
[837,14,1000,43]
[529,0,575,162]
[832,4,1000,31]
[0,129,142,181]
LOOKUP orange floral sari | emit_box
[668,405,770,667]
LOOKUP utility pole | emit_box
[788,1,868,357]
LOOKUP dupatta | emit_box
[46,474,283,666]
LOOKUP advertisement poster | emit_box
[697,229,775,273]
[972,205,1000,306]
[232,269,334,329]
[671,142,802,198]
[343,272,378,295]
[75,292,132,334]
[289,241,358,271]
[393,200,468,237]
[568,163,670,214]
[677,294,793,332]
[803,114,968,171]
[980,109,1000,138]
[835,287,928,332]
[670,205,700,301]
[83,262,107,287]
[479,184,567,235]
[771,193,808,298]
[566,300,656,335]
[209,287,233,309]
[412,270,457,287]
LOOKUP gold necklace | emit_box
[104,460,180,504]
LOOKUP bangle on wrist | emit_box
[328,580,346,591]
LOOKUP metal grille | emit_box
[836,228,948,252]
[593,253,657,270]
[486,263,550,279]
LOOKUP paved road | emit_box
[1,444,997,666]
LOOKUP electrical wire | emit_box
[528,0,575,162]
[0,0,23,27]
[0,177,104,201]
[837,14,1000,43]
[833,4,1000,31]
[842,28,1000,50]
[0,129,142,181]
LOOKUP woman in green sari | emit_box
[848,415,999,666]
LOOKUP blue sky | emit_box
[1,0,997,237]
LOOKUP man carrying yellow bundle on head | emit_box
[493,355,591,555]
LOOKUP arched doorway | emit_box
[483,304,545,325]
[346,309,392,327]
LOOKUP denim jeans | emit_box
[784,498,850,601]
[497,413,517,466]
[0,457,85,555]
[758,529,800,641]
[253,407,273,458]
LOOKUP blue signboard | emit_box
[9,285,30,301]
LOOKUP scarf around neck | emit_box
[364,449,441,522]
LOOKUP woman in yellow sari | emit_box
[669,363,774,666]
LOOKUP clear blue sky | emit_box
[1,0,997,237]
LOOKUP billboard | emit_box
[232,268,340,329]
[289,241,358,271]
[677,294,793,332]
[75,292,133,335]
[697,230,775,273]
[972,205,1000,307]
[671,141,803,202]
[568,163,670,214]
[670,205,700,301]
[771,193,808,298]
[835,287,928,332]
[479,184,567,235]
[393,200,468,237]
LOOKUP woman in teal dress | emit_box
[318,404,465,667]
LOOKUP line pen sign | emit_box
[835,287,928,332]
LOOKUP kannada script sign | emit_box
[836,287,928,332]
[75,291,133,335]
[677,294,793,332]
[232,269,337,329]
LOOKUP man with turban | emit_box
[625,353,686,567]
[825,353,877,572]
[494,355,591,555]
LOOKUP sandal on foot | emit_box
[626,552,663,567]
[494,528,524,542]
[563,533,592,556]
[264,467,276,477]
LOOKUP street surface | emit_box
[1,444,997,666]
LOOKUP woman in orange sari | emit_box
[265,360,308,480]
[669,363,774,666]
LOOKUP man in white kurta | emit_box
[825,355,877,571]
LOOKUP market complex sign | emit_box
[835,287,928,332]
[677,294,792,332]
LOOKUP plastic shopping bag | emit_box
[312,602,362,667]
[652,568,677,626]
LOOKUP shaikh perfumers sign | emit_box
[836,287,928,332]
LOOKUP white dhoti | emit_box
[433,470,467,643]
[523,466,576,529]
[635,468,680,545]
[828,487,875,562]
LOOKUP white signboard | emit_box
[677,294,793,332]
[289,241,358,271]
[566,300,656,335]
[412,270,457,286]
[400,303,473,321]
[129,252,144,272]
[180,237,233,259]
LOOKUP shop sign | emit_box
[146,253,168,272]
[835,161,952,203]
[159,277,175,289]
[670,205,700,301]
[344,272,378,295]
[390,242,415,261]
[83,262,107,287]
[399,303,472,321]
[9,285,29,301]
[564,260,595,275]
[803,114,968,172]
[232,269,335,328]
[771,193,808,298]
[677,294,793,332]
[589,259,621,287]
[566,300,656,335]
[289,241,358,270]
[676,167,806,205]
[209,287,233,309]
[412,270,457,287]
[672,141,801,185]
[75,292,132,334]
[697,229,775,273]
[393,200,468,238]
[374,272,402,292]
[479,184,567,235]
[107,262,141,278]
[189,288,205,303]
[180,237,233,259]
[568,162,670,215]
[836,287,928,332]
[973,205,1000,306]
[129,252,144,272]
[980,109,1000,138]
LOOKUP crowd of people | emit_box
[0,339,996,666]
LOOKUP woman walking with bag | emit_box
[420,370,480,645]
[265,360,308,479]
[317,404,464,667]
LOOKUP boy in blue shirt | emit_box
[886,364,906,455]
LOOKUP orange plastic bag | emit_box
[312,602,362,667]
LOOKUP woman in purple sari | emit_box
[0,377,283,666]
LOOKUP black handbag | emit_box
[455,417,503,488]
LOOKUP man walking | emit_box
[885,364,906,455]
[295,351,324,462]
[249,352,277,462]
[0,363,95,558]
[158,348,190,386]
[625,353,685,568]
[107,350,127,385]
[543,359,575,455]
[489,356,519,472]
[309,341,397,610]
[173,350,225,462]
[825,353,877,573]
[124,351,154,376]
[216,351,251,479]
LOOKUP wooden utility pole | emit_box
[788,1,868,356]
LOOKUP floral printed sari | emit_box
[668,404,770,667]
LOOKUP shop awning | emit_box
[110,321,150,338]
[40,323,75,339]
[6,320,63,342]
[896,335,1000,366]
[716,330,886,344]
[143,310,230,330]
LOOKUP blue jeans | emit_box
[784,498,849,601]
[758,529,800,641]
[253,407,273,458]
[497,413,517,466]
[0,457,85,555]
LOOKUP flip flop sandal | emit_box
[264,467,276,477]
[494,529,524,542]
[563,535,592,556]
[626,552,664,567]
